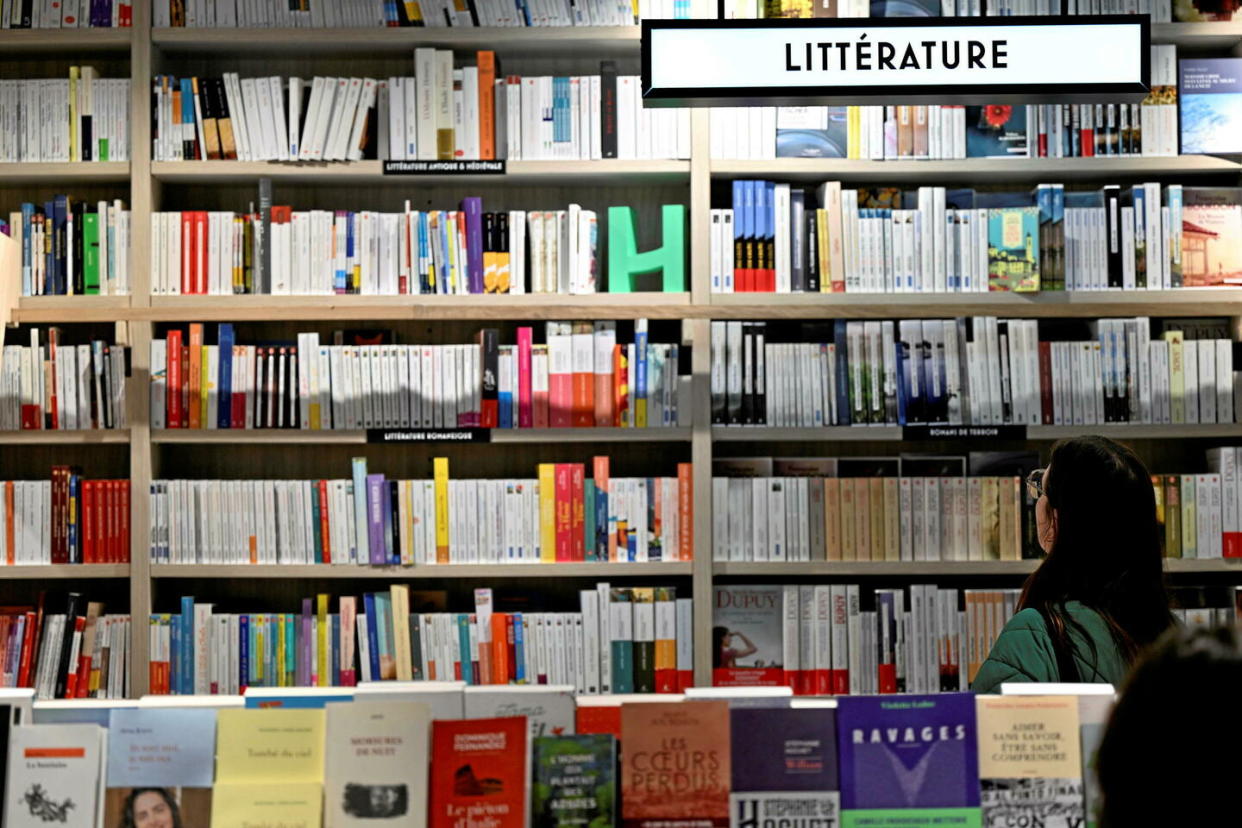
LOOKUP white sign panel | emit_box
[642,16,1149,106]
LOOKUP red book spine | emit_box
[81,481,93,564]
[47,331,59,429]
[1082,125,1095,157]
[570,464,585,562]
[879,663,897,694]
[506,614,516,675]
[318,481,332,564]
[1038,341,1054,426]
[17,610,37,688]
[64,616,85,698]
[167,331,183,428]
[181,212,194,295]
[678,463,693,562]
[194,211,209,294]
[49,467,63,564]
[231,346,246,428]
[555,463,572,562]
[95,481,107,563]
[119,480,130,563]
[104,481,116,563]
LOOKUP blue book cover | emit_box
[895,341,908,426]
[381,480,395,564]
[107,708,217,788]
[239,615,250,689]
[513,613,526,683]
[1179,58,1242,154]
[243,692,354,709]
[595,477,609,562]
[346,213,357,292]
[331,614,341,686]
[837,694,981,828]
[217,323,234,427]
[366,472,386,565]
[169,614,181,695]
[179,596,195,696]
[730,707,839,826]
[363,595,381,682]
[457,614,474,685]
[19,203,32,295]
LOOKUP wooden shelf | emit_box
[152,427,690,444]
[1165,559,1242,572]
[1152,21,1242,49]
[710,156,1242,183]
[141,293,692,320]
[151,562,692,579]
[0,162,130,184]
[713,424,1242,442]
[0,28,132,52]
[708,289,1242,319]
[12,295,132,323]
[151,25,640,56]
[0,564,130,579]
[151,159,689,185]
[716,559,1242,576]
[0,429,129,445]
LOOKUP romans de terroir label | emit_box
[366,428,491,443]
[903,425,1028,440]
[382,160,505,175]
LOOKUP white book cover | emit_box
[324,700,430,828]
[4,724,105,828]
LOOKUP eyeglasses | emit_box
[1026,467,1047,500]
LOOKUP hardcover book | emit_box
[729,708,839,828]
[1181,188,1242,286]
[532,734,617,828]
[965,106,1028,158]
[325,700,431,828]
[3,724,106,828]
[977,696,1083,828]
[621,701,730,828]
[712,586,785,687]
[836,694,981,828]
[1179,59,1242,154]
[988,207,1041,292]
[429,716,528,828]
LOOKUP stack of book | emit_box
[0,71,131,162]
[2,329,129,430]
[2,198,132,296]
[2,466,131,565]
[150,455,693,565]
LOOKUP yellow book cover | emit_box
[839,478,856,562]
[847,106,858,159]
[215,708,326,784]
[391,584,413,682]
[653,586,677,680]
[316,594,329,687]
[977,696,1083,825]
[538,463,556,563]
[210,781,323,828]
[254,615,265,685]
[1164,330,1185,423]
[981,477,1001,561]
[853,478,871,561]
[434,456,450,563]
[998,477,1017,561]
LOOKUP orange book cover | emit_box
[490,613,509,685]
[677,463,692,562]
[119,480,130,563]
[576,705,621,738]
[593,456,613,562]
[430,716,527,828]
[478,51,496,160]
[318,480,332,563]
[621,701,730,828]
[612,344,628,427]
[570,463,585,562]
[555,463,572,562]
[4,481,14,565]
[187,323,204,429]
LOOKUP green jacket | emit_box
[971,601,1129,695]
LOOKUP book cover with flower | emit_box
[966,106,1028,158]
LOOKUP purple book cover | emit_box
[463,196,485,294]
[299,598,313,687]
[731,708,839,792]
[366,473,386,565]
[836,693,980,811]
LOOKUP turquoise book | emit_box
[987,207,1041,293]
[532,733,617,828]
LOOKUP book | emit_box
[3,723,106,828]
[1181,188,1242,286]
[775,107,847,159]
[429,716,528,828]
[729,707,840,828]
[712,586,785,687]
[325,700,431,827]
[464,686,575,740]
[1179,59,1242,154]
[104,707,216,788]
[988,208,1041,292]
[966,106,1028,158]
[977,696,1083,828]
[621,701,730,828]
[532,733,617,828]
[214,708,325,783]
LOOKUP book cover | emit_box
[532,734,617,828]
[209,782,322,828]
[775,107,847,158]
[464,686,575,740]
[429,716,528,828]
[214,708,325,784]
[712,586,784,687]
[105,708,216,788]
[4,723,105,828]
[621,701,730,828]
[1179,59,1242,154]
[836,694,981,828]
[977,696,1083,828]
[966,106,1028,158]
[729,708,839,828]
[1181,188,1242,285]
[1174,0,1236,21]
[988,207,1041,292]
[325,700,431,827]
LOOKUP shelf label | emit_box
[383,160,506,175]
[367,428,492,443]
[903,425,1028,440]
[642,17,1149,106]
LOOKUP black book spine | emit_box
[1103,185,1123,289]
[72,202,85,295]
[753,322,766,426]
[388,480,400,564]
[806,209,820,294]
[257,178,272,294]
[600,61,618,159]
[54,593,83,699]
[409,614,423,679]
[481,327,499,425]
[741,323,753,426]
[101,346,114,428]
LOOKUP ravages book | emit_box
[712,586,784,687]
[430,716,528,828]
[1182,188,1242,286]
[977,696,1083,828]
[988,208,1041,292]
[4,724,106,828]
[729,708,839,828]
[966,106,1028,158]
[776,107,847,158]
[837,694,981,828]
[325,701,431,827]
[1179,59,1242,154]
[532,734,617,828]
[621,701,730,828]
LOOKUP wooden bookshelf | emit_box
[7,13,1242,698]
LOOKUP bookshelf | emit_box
[5,7,1242,698]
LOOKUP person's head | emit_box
[713,626,730,665]
[1097,625,1242,826]
[342,783,409,817]
[1020,436,1173,665]
[121,788,181,828]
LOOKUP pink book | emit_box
[339,596,357,687]
[548,322,574,428]
[517,327,534,428]
[532,344,550,429]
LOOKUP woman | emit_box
[1096,625,1242,825]
[713,626,757,669]
[971,436,1174,694]
[120,788,182,828]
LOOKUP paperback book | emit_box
[532,733,617,828]
[621,701,730,828]
[1179,58,1242,154]
[729,707,839,828]
[429,716,528,828]
[977,696,1083,828]
[712,586,785,687]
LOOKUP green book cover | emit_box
[584,481,596,562]
[987,207,1041,293]
[532,734,617,828]
[83,211,100,294]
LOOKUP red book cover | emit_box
[711,585,786,688]
[106,481,117,563]
[193,210,209,294]
[181,212,194,294]
[167,330,183,428]
[3,482,12,565]
[96,481,108,563]
[570,464,585,562]
[231,346,246,427]
[1038,341,1054,425]
[516,327,533,429]
[119,480,130,563]
[50,466,67,564]
[490,613,509,685]
[81,481,94,564]
[576,704,621,738]
[429,716,528,828]
[621,701,730,828]
[318,481,332,564]
[1082,124,1094,157]
[555,464,572,563]
[47,329,59,429]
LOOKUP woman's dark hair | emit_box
[121,787,183,828]
[712,626,728,668]
[1019,436,1174,674]
[1097,625,1242,826]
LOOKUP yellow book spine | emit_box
[68,67,79,162]
[255,616,265,686]
[1164,331,1185,423]
[817,208,830,292]
[434,456,450,563]
[316,594,329,687]
[538,463,557,563]
[201,345,211,425]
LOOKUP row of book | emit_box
[709,181,1227,295]
[744,0,1181,19]
[710,318,1238,428]
[0,0,132,27]
[0,593,130,699]
[149,322,683,430]
[714,584,1017,695]
[0,73,130,163]
[151,585,693,695]
[1,330,128,430]
[712,473,1025,564]
[1165,446,1242,560]
[149,198,651,296]
[149,459,694,566]
[153,0,677,27]
[2,198,132,297]
[1,469,132,565]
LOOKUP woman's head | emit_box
[121,788,181,828]
[1021,436,1172,662]
[713,626,730,661]
[1097,625,1242,826]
